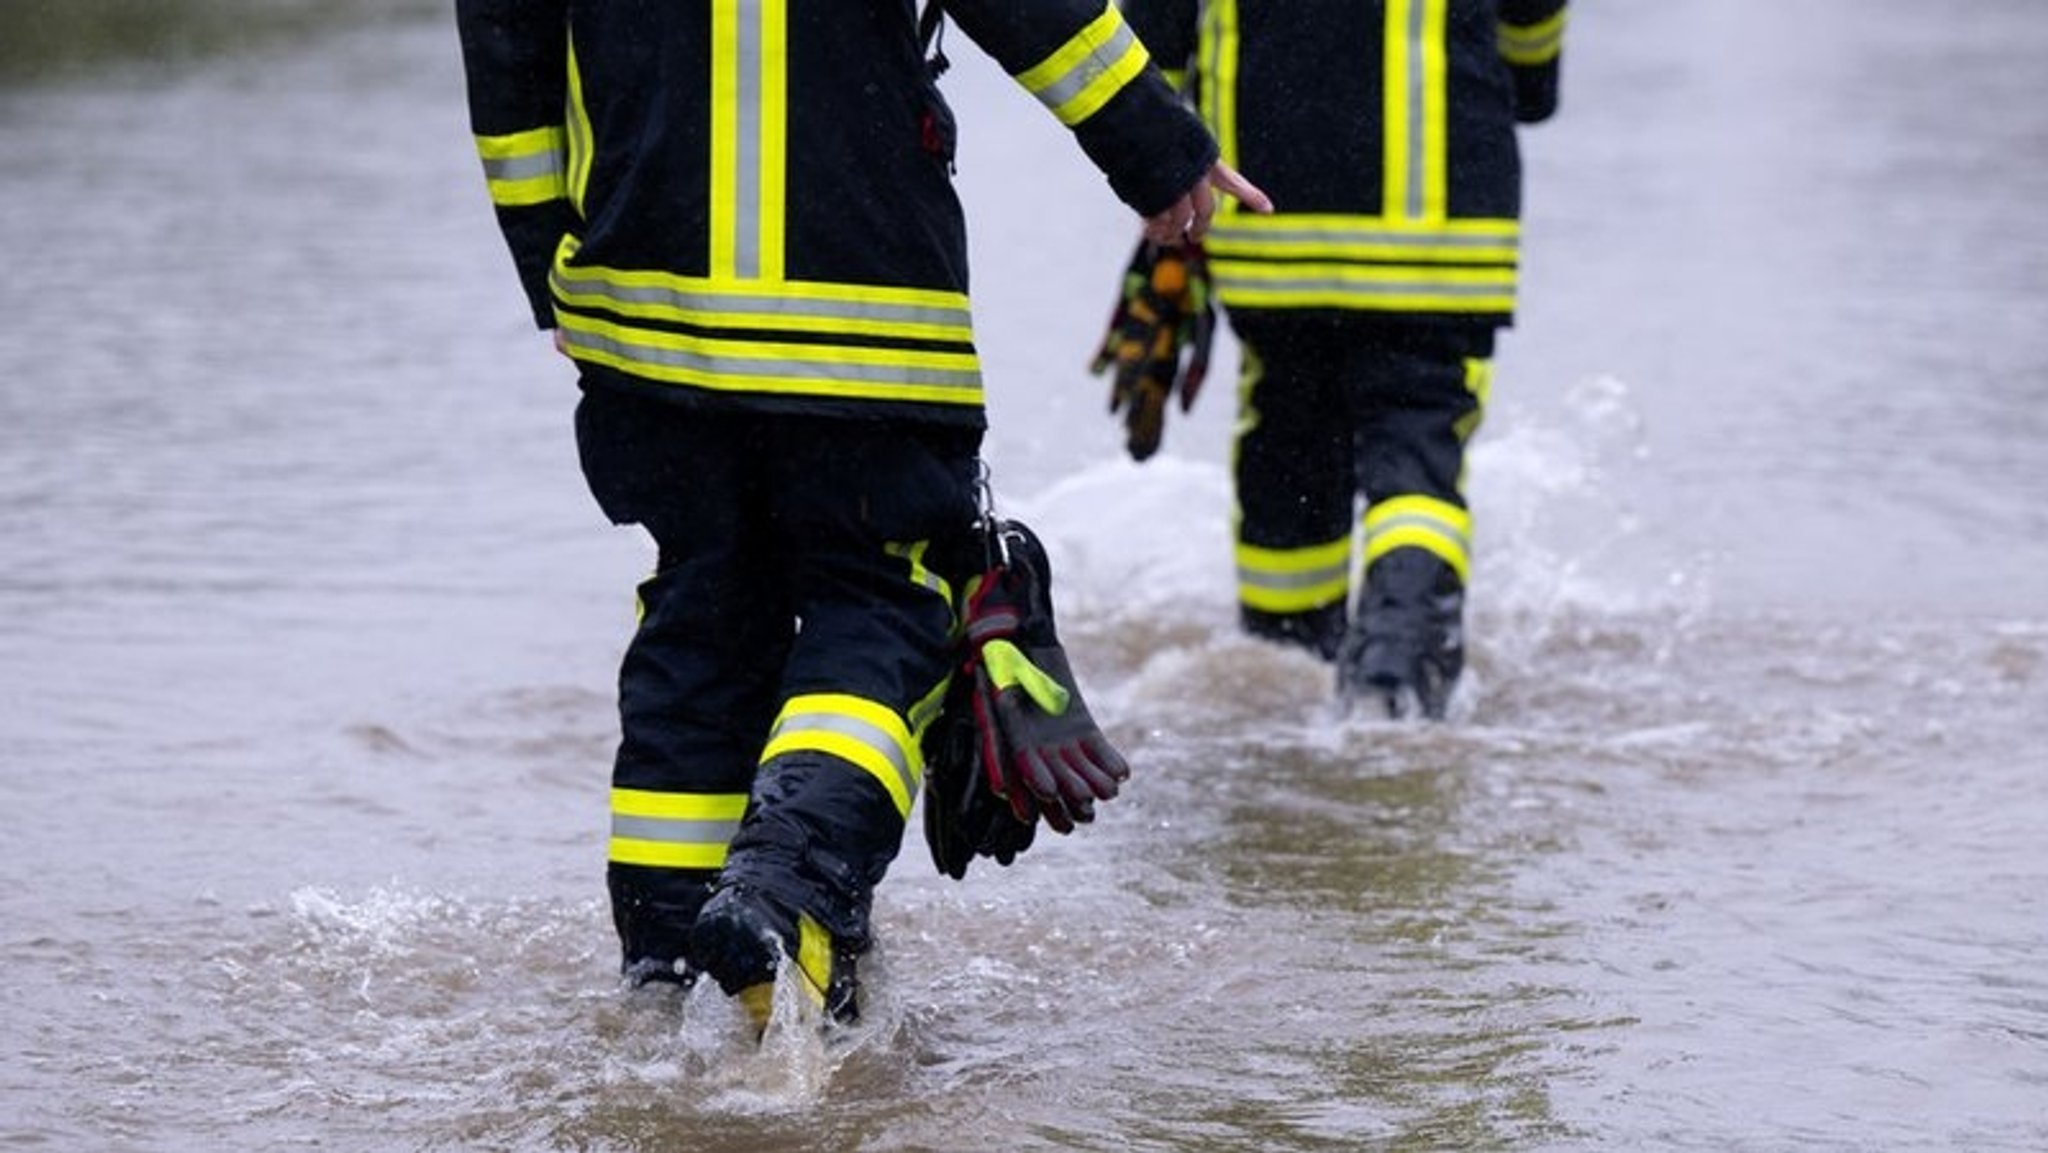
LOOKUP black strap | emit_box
[918,1,950,78]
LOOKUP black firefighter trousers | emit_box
[1229,313,1495,646]
[574,381,982,971]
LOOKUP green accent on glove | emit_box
[980,638,1071,716]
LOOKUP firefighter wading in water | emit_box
[1100,0,1566,719]
[455,0,1269,1021]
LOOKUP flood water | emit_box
[3,1,2045,1149]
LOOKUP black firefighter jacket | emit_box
[457,0,1218,426]
[1120,0,1565,327]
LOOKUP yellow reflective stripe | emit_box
[884,538,956,737]
[1200,0,1240,181]
[1499,7,1567,66]
[1383,0,1414,221]
[550,259,976,344]
[607,788,747,869]
[1363,495,1471,581]
[886,540,952,607]
[794,914,835,1008]
[761,694,921,819]
[475,126,567,207]
[1206,215,1520,264]
[566,37,593,213]
[1385,0,1450,222]
[1453,358,1492,447]
[556,312,983,404]
[1419,0,1449,220]
[907,671,951,745]
[1235,536,1352,613]
[710,0,741,277]
[715,0,780,279]
[757,0,789,282]
[1016,2,1152,127]
[1210,259,1516,312]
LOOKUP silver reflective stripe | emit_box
[1215,270,1509,301]
[481,151,562,183]
[1238,564,1348,593]
[1035,20,1140,115]
[1367,511,1469,551]
[771,709,917,800]
[966,609,1020,644]
[611,814,740,845]
[1208,223,1518,255]
[1499,15,1565,64]
[734,0,763,279]
[550,269,974,332]
[560,327,981,390]
[1405,0,1431,219]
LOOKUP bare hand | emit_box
[1142,160,1273,246]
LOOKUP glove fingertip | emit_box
[1087,737,1133,784]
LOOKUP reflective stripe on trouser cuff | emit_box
[1015,1,1152,126]
[760,694,922,819]
[1363,495,1471,582]
[1236,535,1352,614]
[608,788,748,869]
[475,127,568,208]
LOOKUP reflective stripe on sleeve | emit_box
[1015,2,1153,127]
[1499,8,1567,66]
[476,126,568,208]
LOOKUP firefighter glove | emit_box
[971,636,1127,834]
[922,668,1036,880]
[959,520,1129,835]
[921,518,1132,875]
[1089,240,1215,462]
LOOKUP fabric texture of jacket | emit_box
[457,0,1218,427]
[1120,0,1565,326]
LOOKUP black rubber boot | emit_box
[611,866,716,988]
[1240,602,1347,661]
[690,883,861,1025]
[1337,548,1464,720]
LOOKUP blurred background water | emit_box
[2,1,2045,1149]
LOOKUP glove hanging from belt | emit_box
[1089,240,1215,462]
[922,518,1131,880]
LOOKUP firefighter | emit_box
[1102,0,1565,719]
[455,0,1268,1021]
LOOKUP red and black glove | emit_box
[920,519,1131,877]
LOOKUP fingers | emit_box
[1209,159,1273,214]
[1185,178,1218,242]
[1142,160,1275,247]
[1142,197,1195,246]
